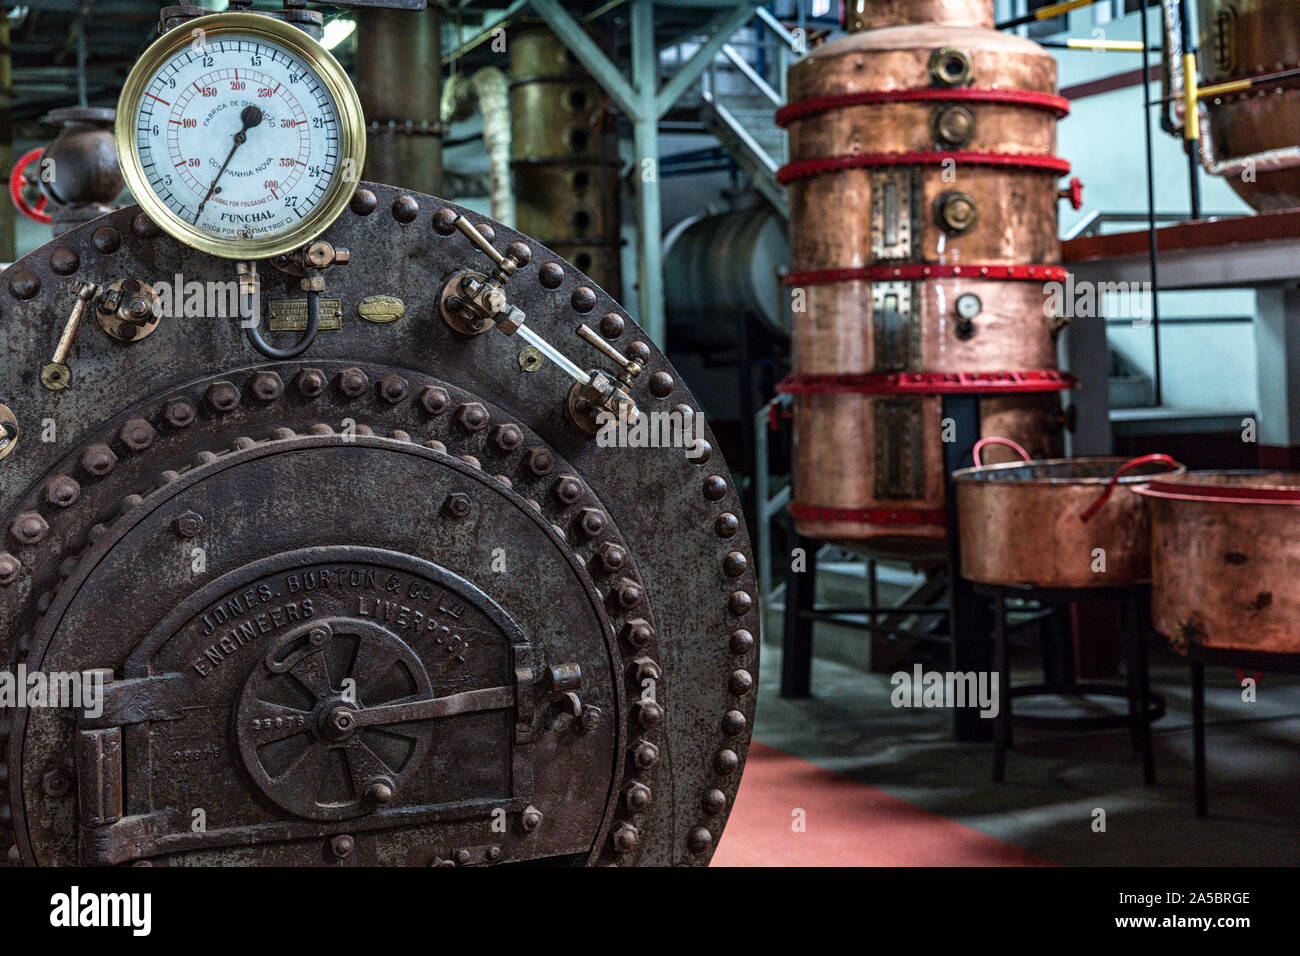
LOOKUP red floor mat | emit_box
[711,742,1054,866]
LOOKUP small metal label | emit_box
[268,298,343,332]
[871,281,920,372]
[874,398,924,500]
[871,169,914,261]
[358,294,405,323]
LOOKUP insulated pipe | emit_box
[442,68,515,226]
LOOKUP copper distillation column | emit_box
[354,4,444,194]
[509,26,623,297]
[777,0,1076,558]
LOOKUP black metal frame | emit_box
[977,582,1165,784]
[1187,643,1300,817]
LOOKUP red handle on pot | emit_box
[1079,453,1178,523]
[972,436,1031,468]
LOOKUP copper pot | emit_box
[1198,0,1300,211]
[1137,471,1300,654]
[845,0,994,33]
[953,439,1183,588]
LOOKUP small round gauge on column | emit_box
[115,13,366,260]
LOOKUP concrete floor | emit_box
[756,598,1300,865]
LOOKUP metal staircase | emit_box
[688,8,801,218]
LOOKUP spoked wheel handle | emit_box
[9,148,52,225]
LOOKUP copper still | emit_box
[510,27,622,296]
[1195,0,1300,211]
[1138,472,1300,655]
[777,0,1074,557]
[953,440,1183,589]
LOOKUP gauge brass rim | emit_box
[0,404,17,462]
[114,12,366,261]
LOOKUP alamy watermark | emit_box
[0,666,105,718]
[595,407,708,459]
[150,272,260,326]
[890,665,999,718]
[1043,275,1154,326]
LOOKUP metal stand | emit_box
[779,531,817,698]
[777,393,988,744]
[977,583,1165,784]
[944,394,993,741]
[1186,644,1300,817]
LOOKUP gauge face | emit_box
[955,293,983,320]
[116,14,365,259]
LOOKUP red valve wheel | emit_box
[9,147,52,225]
[1061,176,1084,211]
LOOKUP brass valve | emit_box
[97,278,161,343]
[41,281,101,391]
[935,190,978,236]
[438,216,641,435]
[568,324,642,434]
[439,216,530,335]
[268,239,351,291]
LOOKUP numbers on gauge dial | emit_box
[133,36,342,241]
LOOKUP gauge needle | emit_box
[193,105,263,224]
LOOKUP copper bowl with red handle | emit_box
[952,437,1184,588]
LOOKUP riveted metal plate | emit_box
[871,281,920,372]
[0,182,758,868]
[870,168,915,261]
[874,398,925,500]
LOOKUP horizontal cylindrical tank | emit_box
[664,206,789,346]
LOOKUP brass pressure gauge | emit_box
[115,13,366,260]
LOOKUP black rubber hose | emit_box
[244,285,320,360]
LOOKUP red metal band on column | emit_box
[782,264,1069,285]
[790,503,949,525]
[776,151,1071,184]
[777,369,1076,395]
[775,88,1071,127]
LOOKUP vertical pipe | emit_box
[1139,1,1164,407]
[354,6,443,195]
[631,0,665,345]
[1177,0,1201,218]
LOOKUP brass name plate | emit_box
[358,294,406,323]
[268,298,343,332]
